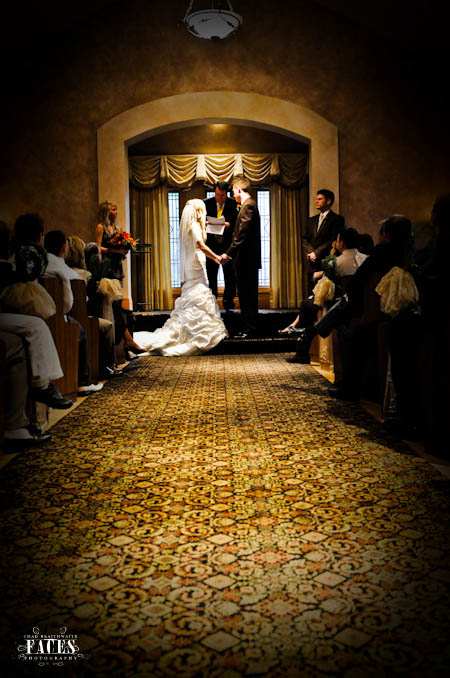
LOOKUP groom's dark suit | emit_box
[226,198,261,334]
[204,196,238,310]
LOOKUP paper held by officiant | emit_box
[206,216,226,235]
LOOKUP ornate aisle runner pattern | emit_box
[0,354,449,677]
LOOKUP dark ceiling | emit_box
[128,123,308,155]
[3,1,448,57]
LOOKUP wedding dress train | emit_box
[134,203,228,356]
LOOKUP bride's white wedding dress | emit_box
[134,211,228,357]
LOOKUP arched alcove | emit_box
[97,91,339,299]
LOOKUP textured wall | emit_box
[1,0,448,242]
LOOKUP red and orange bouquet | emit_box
[109,231,138,252]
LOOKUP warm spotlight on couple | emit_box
[134,178,261,356]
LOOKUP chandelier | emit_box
[182,1,243,41]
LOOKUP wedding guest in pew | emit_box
[43,230,105,394]
[66,235,122,379]
[65,235,91,282]
[0,221,16,292]
[416,194,450,456]
[357,232,375,256]
[288,216,421,425]
[0,331,53,450]
[280,228,367,343]
[0,238,73,412]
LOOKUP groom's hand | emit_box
[221,253,231,264]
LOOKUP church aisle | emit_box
[1,354,449,677]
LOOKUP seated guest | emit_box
[65,235,121,379]
[0,241,73,411]
[357,233,375,256]
[288,216,420,415]
[0,221,16,292]
[416,194,450,454]
[66,235,91,282]
[0,331,52,449]
[0,314,73,410]
[43,229,104,396]
[281,228,367,350]
[334,227,368,276]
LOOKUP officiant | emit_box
[204,181,238,312]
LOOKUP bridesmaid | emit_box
[94,201,144,356]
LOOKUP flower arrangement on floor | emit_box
[109,231,138,252]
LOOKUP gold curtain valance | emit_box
[129,153,307,189]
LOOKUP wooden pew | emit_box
[70,279,99,383]
[39,277,79,400]
[325,271,389,403]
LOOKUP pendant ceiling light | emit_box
[182,1,243,41]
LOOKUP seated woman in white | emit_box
[135,199,228,357]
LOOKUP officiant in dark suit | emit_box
[204,181,238,311]
[302,188,345,293]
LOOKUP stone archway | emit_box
[97,91,339,299]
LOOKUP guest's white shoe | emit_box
[78,383,104,396]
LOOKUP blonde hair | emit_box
[66,235,86,270]
[97,201,118,237]
[183,199,207,241]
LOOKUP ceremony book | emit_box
[206,216,226,235]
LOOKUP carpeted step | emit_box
[133,309,299,352]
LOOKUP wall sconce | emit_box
[181,1,243,41]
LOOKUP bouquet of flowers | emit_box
[320,251,338,281]
[109,231,138,252]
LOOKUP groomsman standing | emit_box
[221,178,261,338]
[302,188,345,293]
[204,181,238,312]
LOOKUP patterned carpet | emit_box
[1,354,449,677]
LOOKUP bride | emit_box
[134,199,228,356]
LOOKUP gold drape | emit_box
[129,153,307,189]
[130,185,173,310]
[270,184,308,308]
[129,152,309,311]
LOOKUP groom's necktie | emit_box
[317,214,325,233]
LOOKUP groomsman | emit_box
[204,181,238,312]
[221,178,261,338]
[302,188,345,293]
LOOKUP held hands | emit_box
[219,253,231,265]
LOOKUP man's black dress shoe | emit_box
[5,427,52,451]
[285,354,310,364]
[30,383,73,409]
[328,385,359,401]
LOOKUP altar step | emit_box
[133,309,299,354]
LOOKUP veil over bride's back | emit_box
[134,198,228,357]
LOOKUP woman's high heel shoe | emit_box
[126,345,146,355]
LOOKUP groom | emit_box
[220,178,261,339]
